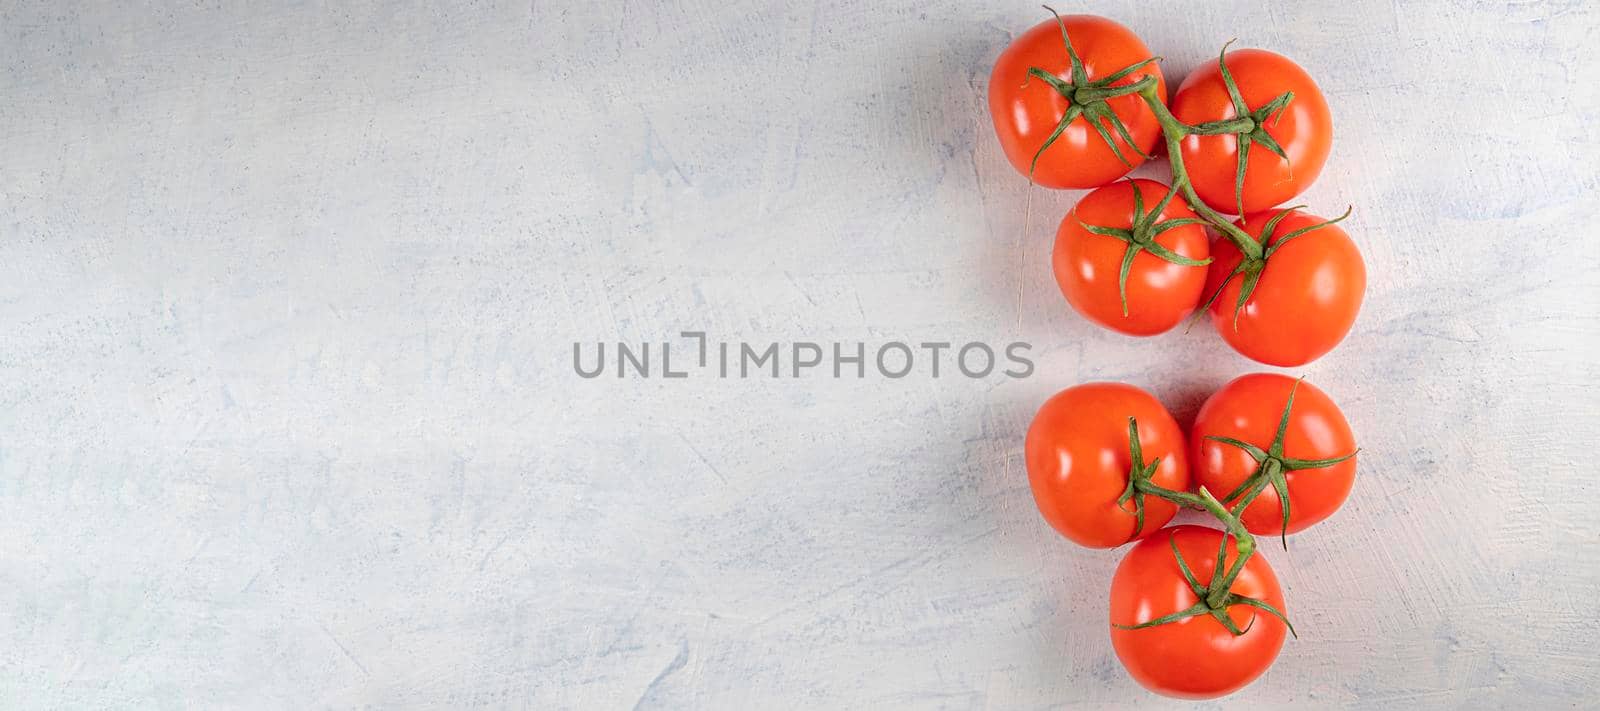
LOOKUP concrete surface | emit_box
[3,0,1598,708]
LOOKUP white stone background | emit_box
[3,0,1598,708]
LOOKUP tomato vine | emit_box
[1012,6,1366,647]
[1119,416,1297,636]
[1113,385,1357,635]
[1028,7,1353,330]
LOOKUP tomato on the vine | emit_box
[1109,525,1288,699]
[989,16,1367,694]
[988,15,1167,189]
[1053,179,1210,335]
[1025,382,1188,548]
[1191,373,1358,539]
[1203,207,1365,366]
[1171,48,1332,215]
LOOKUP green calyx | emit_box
[1206,378,1359,549]
[1192,204,1353,331]
[1115,416,1165,538]
[1024,7,1161,180]
[1078,181,1212,316]
[1113,531,1296,638]
[1193,40,1297,218]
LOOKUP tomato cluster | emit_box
[993,11,1369,699]
[990,13,1364,365]
[1026,377,1356,698]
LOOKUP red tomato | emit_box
[1109,525,1287,699]
[1204,208,1365,366]
[1171,48,1332,214]
[989,15,1167,189]
[1053,179,1210,336]
[1191,373,1358,538]
[1025,382,1189,548]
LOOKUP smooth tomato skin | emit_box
[1171,49,1332,214]
[989,16,1166,189]
[1191,374,1357,536]
[1025,382,1189,548]
[1206,209,1366,366]
[1053,179,1210,336]
[1109,525,1287,699]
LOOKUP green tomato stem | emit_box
[1135,480,1259,611]
[1190,116,1256,135]
[1123,77,1265,261]
[1073,81,1147,103]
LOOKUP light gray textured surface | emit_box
[3,0,1599,708]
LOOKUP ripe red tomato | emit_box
[1109,525,1287,699]
[1191,373,1358,539]
[1171,48,1332,214]
[1204,208,1365,366]
[1025,382,1189,548]
[989,15,1167,189]
[1053,179,1210,336]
